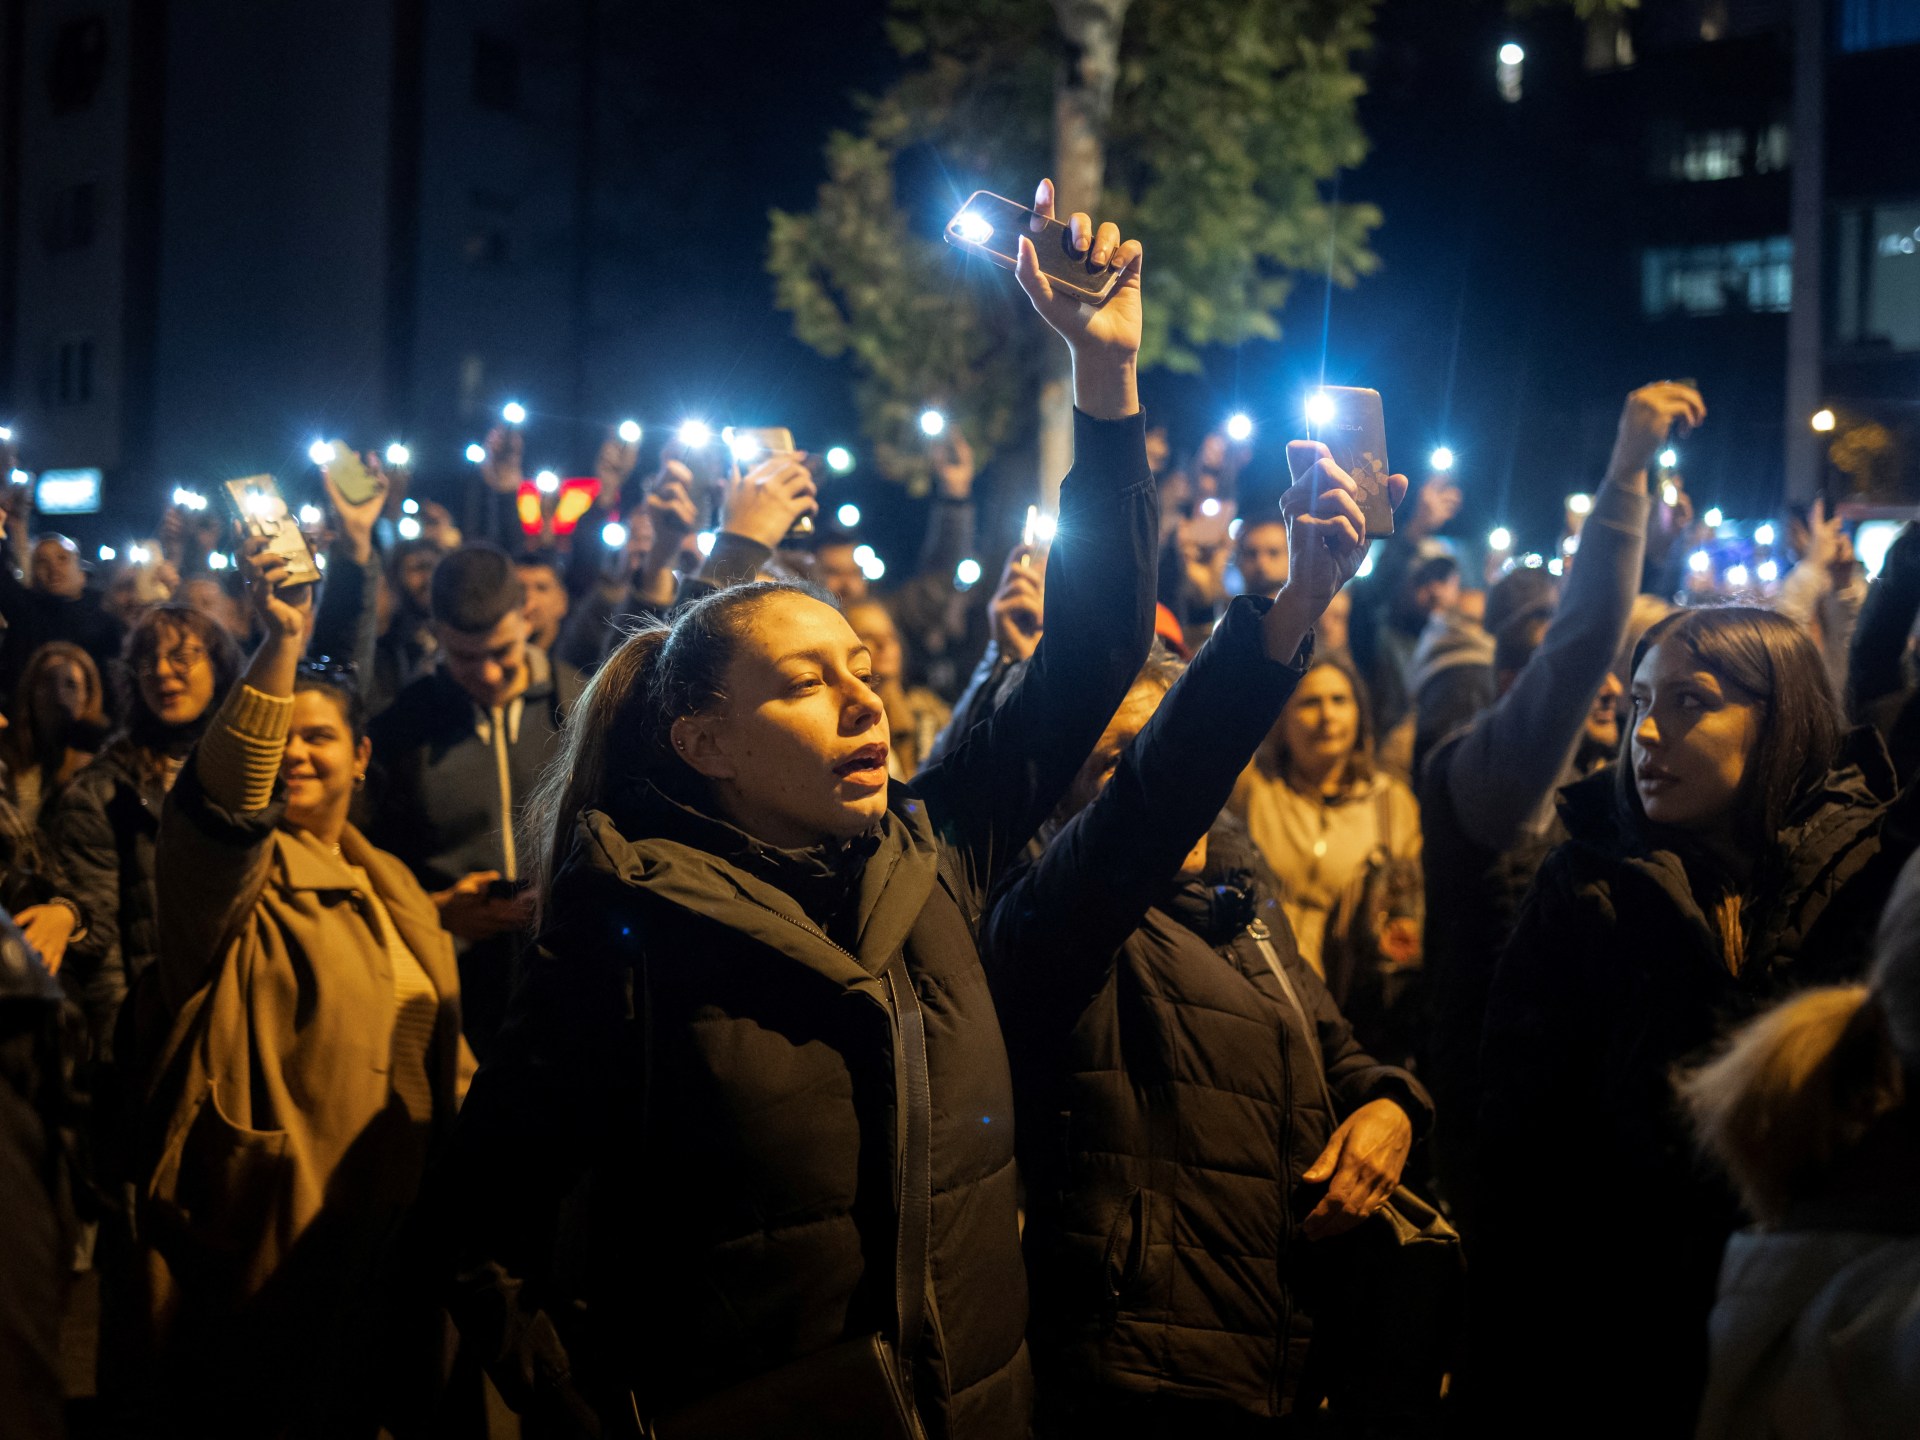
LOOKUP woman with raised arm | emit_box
[109,539,473,1436]
[982,444,1433,1438]
[1477,605,1918,1434]
[436,182,1156,1439]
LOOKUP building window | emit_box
[1837,0,1920,53]
[45,337,97,407]
[1753,123,1790,175]
[43,181,96,253]
[473,33,520,112]
[47,16,109,115]
[1833,202,1920,353]
[1642,238,1794,318]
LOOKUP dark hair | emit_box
[386,538,441,579]
[1485,566,1558,638]
[1493,603,1555,679]
[8,641,106,761]
[431,543,524,634]
[293,664,368,743]
[526,581,833,906]
[1408,554,1461,593]
[1129,639,1189,698]
[512,550,564,581]
[1615,606,1842,848]
[1261,652,1378,789]
[122,604,245,752]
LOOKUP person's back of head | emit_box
[1484,566,1558,640]
[431,544,523,636]
[1680,846,1920,1225]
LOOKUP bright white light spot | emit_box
[466,443,486,464]
[1548,558,1565,577]
[1727,565,1750,588]
[1200,498,1222,518]
[956,558,983,586]
[1663,483,1680,507]
[501,402,527,425]
[860,555,887,582]
[1305,392,1336,427]
[9,469,29,488]
[696,531,716,557]
[386,443,411,468]
[677,420,712,448]
[171,487,207,511]
[601,522,628,549]
[1658,448,1678,470]
[129,545,151,565]
[1499,42,1525,65]
[208,552,229,571]
[953,212,994,245]
[919,409,947,438]
[1704,507,1724,529]
[97,545,116,562]
[308,440,335,466]
[1811,408,1836,433]
[726,429,763,464]
[1688,549,1712,574]
[1567,493,1593,516]
[1522,553,1545,570]
[836,503,862,528]
[1755,523,1776,546]
[1430,446,1455,472]
[617,420,642,445]
[853,544,877,568]
[1488,527,1513,552]
[0,428,11,442]
[1225,413,1254,443]
[1356,543,1378,579]
[1030,511,1058,544]
[535,470,560,494]
[826,446,854,474]
[316,554,327,571]
[298,504,324,527]
[402,498,419,515]
[397,517,422,540]
[1563,534,1580,555]
[1757,559,1779,583]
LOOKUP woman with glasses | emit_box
[47,605,243,1062]
[108,539,472,1435]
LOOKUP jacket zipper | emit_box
[1247,919,1293,1415]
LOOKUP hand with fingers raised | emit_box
[1266,441,1410,663]
[1014,177,1144,421]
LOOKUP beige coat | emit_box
[132,750,472,1361]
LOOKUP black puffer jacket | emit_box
[985,599,1433,1420]
[438,410,1157,1439]
[43,739,167,1059]
[1476,736,1916,1435]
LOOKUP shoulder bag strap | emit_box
[884,952,933,1378]
[1374,782,1393,857]
[1250,926,1336,1115]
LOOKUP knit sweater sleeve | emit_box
[196,683,295,816]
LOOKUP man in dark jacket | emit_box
[986,452,1434,1436]
[0,534,126,703]
[367,544,583,1056]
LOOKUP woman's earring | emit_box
[353,772,367,790]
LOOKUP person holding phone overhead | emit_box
[109,537,473,1436]
[433,178,1156,1440]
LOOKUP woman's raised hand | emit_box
[1015,177,1143,420]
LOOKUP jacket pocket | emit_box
[1102,1186,1151,1302]
[147,1082,293,1302]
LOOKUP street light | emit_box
[1225,413,1254,443]
[1430,446,1455,472]
[1812,408,1836,432]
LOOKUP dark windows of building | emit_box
[43,181,97,253]
[473,33,521,112]
[45,337,97,407]
[1651,123,1791,182]
[1642,238,1793,317]
[1833,203,1920,353]
[47,15,109,115]
[1837,0,1920,53]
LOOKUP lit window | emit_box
[1642,238,1793,318]
[1832,203,1920,354]
[1838,0,1920,53]
[1753,123,1790,174]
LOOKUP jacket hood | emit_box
[550,783,940,994]
[1410,609,1495,696]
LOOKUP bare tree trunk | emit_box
[1041,0,1130,508]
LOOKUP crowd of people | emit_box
[1,179,1917,1440]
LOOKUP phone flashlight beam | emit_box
[501,402,527,425]
[1225,413,1254,443]
[1305,393,1335,427]
[953,212,993,245]
[308,440,335,466]
[618,420,642,445]
[919,409,947,438]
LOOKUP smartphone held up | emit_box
[944,191,1122,306]
[224,474,322,588]
[1309,387,1396,538]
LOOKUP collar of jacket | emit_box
[1555,727,1897,964]
[563,783,939,989]
[272,824,459,988]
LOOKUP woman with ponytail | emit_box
[438,183,1157,1439]
[1683,848,1920,1437]
[1474,606,1919,1434]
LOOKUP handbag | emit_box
[1319,787,1425,1068]
[1249,923,1463,1428]
[645,952,932,1440]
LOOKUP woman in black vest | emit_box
[983,442,1432,1437]
[1477,605,1917,1435]
[437,182,1156,1439]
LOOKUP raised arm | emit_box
[152,539,310,1016]
[910,180,1155,895]
[1443,383,1700,851]
[308,458,388,684]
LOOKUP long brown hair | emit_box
[7,640,106,763]
[1615,606,1841,847]
[525,581,830,909]
[1258,653,1377,792]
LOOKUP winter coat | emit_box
[118,689,471,1435]
[44,737,171,1060]
[437,408,1158,1440]
[1475,739,1914,1435]
[984,599,1433,1420]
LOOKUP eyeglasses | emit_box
[299,656,359,678]
[137,644,209,677]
